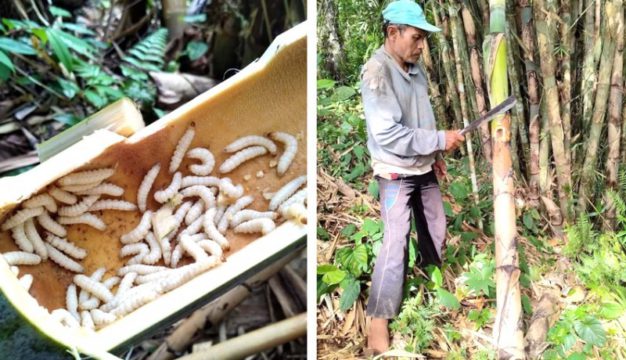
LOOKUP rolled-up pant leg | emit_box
[412,172,446,268]
[366,177,413,319]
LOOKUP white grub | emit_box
[234,218,276,235]
[203,208,229,250]
[3,251,40,266]
[281,203,307,225]
[115,272,137,298]
[66,284,80,321]
[103,276,120,289]
[256,170,264,178]
[214,205,227,224]
[181,186,216,209]
[23,194,57,213]
[11,223,34,253]
[268,175,306,211]
[121,211,153,244]
[74,274,114,303]
[46,234,87,259]
[180,234,210,262]
[18,274,33,290]
[230,210,277,228]
[81,310,95,330]
[58,167,115,187]
[169,244,183,268]
[154,172,182,203]
[170,126,196,173]
[219,146,268,173]
[278,188,307,214]
[60,182,101,193]
[89,200,136,212]
[45,243,83,273]
[80,297,100,311]
[37,212,67,237]
[218,195,254,234]
[137,163,161,212]
[179,216,204,238]
[187,147,215,176]
[160,234,173,266]
[24,219,48,260]
[111,287,159,317]
[181,175,221,189]
[91,309,115,327]
[143,232,162,265]
[2,207,44,231]
[118,264,169,276]
[185,201,204,225]
[10,266,19,275]
[134,270,174,285]
[49,187,77,205]
[197,239,224,259]
[75,182,124,197]
[58,213,106,231]
[269,132,297,176]
[58,195,100,217]
[217,178,244,205]
[159,257,220,293]
[78,267,106,305]
[51,309,80,329]
[224,135,277,155]
[120,243,149,265]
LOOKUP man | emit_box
[360,0,465,354]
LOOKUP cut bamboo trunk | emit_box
[534,0,573,223]
[461,3,492,162]
[604,1,624,231]
[579,1,619,215]
[485,0,524,357]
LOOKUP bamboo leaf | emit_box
[46,28,73,71]
[49,6,72,18]
[0,37,37,55]
[0,50,14,72]
[186,41,208,61]
[60,23,96,36]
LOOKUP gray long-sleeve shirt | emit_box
[361,46,445,175]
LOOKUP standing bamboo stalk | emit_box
[449,2,482,230]
[461,4,492,162]
[539,99,552,197]
[421,38,447,126]
[534,0,574,222]
[556,0,573,165]
[581,0,599,134]
[518,0,541,205]
[604,0,623,230]
[485,0,524,357]
[579,1,619,215]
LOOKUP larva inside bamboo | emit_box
[121,211,153,244]
[268,131,297,176]
[58,195,100,217]
[234,218,276,235]
[37,212,67,237]
[49,187,77,205]
[219,146,268,173]
[45,234,87,260]
[88,200,137,212]
[45,243,83,273]
[24,218,48,260]
[23,194,57,213]
[75,182,124,197]
[11,223,34,253]
[169,127,195,173]
[268,175,307,211]
[2,251,41,266]
[58,167,115,187]
[187,147,215,176]
[57,213,107,231]
[224,135,277,154]
[154,172,182,203]
[2,207,45,231]
[137,163,161,212]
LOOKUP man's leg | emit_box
[412,172,446,268]
[366,177,414,352]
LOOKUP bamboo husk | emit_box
[524,287,561,359]
[578,1,619,215]
[604,1,624,231]
[534,0,573,223]
[485,0,524,357]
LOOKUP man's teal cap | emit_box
[383,0,441,33]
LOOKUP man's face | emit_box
[387,26,427,64]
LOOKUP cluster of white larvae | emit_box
[0,125,307,331]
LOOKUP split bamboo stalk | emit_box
[178,313,306,360]
[604,0,624,231]
[448,2,482,230]
[431,2,464,131]
[578,1,619,215]
[421,38,447,126]
[534,0,574,223]
[518,0,541,205]
[461,3,492,162]
[485,0,524,357]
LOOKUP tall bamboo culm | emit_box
[485,0,524,357]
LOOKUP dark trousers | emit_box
[366,171,446,318]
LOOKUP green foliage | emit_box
[467,309,492,330]
[389,293,436,353]
[429,267,460,310]
[547,306,608,357]
[458,253,495,298]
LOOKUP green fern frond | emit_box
[618,168,626,196]
[564,213,597,258]
[122,28,168,73]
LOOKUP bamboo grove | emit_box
[320,0,626,232]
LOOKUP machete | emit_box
[459,95,516,136]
